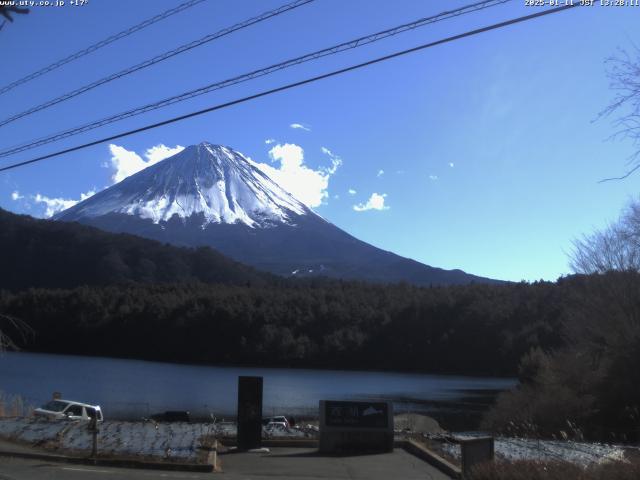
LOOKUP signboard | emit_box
[237,376,263,450]
[324,401,389,428]
[319,400,393,453]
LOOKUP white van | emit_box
[34,399,103,422]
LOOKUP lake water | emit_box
[0,352,515,427]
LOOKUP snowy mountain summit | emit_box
[55,141,495,286]
[56,142,309,228]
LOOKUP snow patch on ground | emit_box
[0,417,67,444]
[0,418,213,461]
[440,434,627,466]
[0,417,312,461]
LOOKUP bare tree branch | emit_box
[0,6,29,23]
[598,46,640,182]
[570,198,640,274]
[0,313,33,352]
[598,161,640,183]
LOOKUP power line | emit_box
[0,0,207,97]
[0,0,513,159]
[0,0,314,128]
[0,4,578,174]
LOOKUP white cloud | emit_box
[353,193,389,212]
[429,174,439,181]
[449,162,455,168]
[321,147,334,156]
[265,138,276,144]
[145,144,184,164]
[11,191,23,201]
[348,188,356,195]
[251,143,341,208]
[34,194,77,217]
[319,147,341,175]
[33,189,96,218]
[377,169,385,177]
[269,143,304,169]
[290,123,311,131]
[80,190,96,201]
[108,143,184,183]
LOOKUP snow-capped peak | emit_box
[54,142,310,228]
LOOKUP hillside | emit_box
[0,208,271,291]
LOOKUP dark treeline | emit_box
[0,209,272,290]
[2,279,568,376]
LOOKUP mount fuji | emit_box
[54,142,492,285]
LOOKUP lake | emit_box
[0,352,516,428]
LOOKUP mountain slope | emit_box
[55,142,494,286]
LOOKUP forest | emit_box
[0,279,567,375]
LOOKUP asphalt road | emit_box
[0,448,452,480]
[220,447,452,479]
[0,457,209,480]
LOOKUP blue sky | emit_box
[0,0,638,282]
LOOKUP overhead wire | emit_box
[0,0,208,97]
[0,4,579,174]
[0,0,314,128]
[0,0,513,159]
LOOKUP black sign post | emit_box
[237,376,263,450]
[88,416,99,458]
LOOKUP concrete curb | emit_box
[0,448,215,472]
[395,439,462,479]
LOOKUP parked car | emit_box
[265,421,288,432]
[34,399,103,422]
[262,416,290,428]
